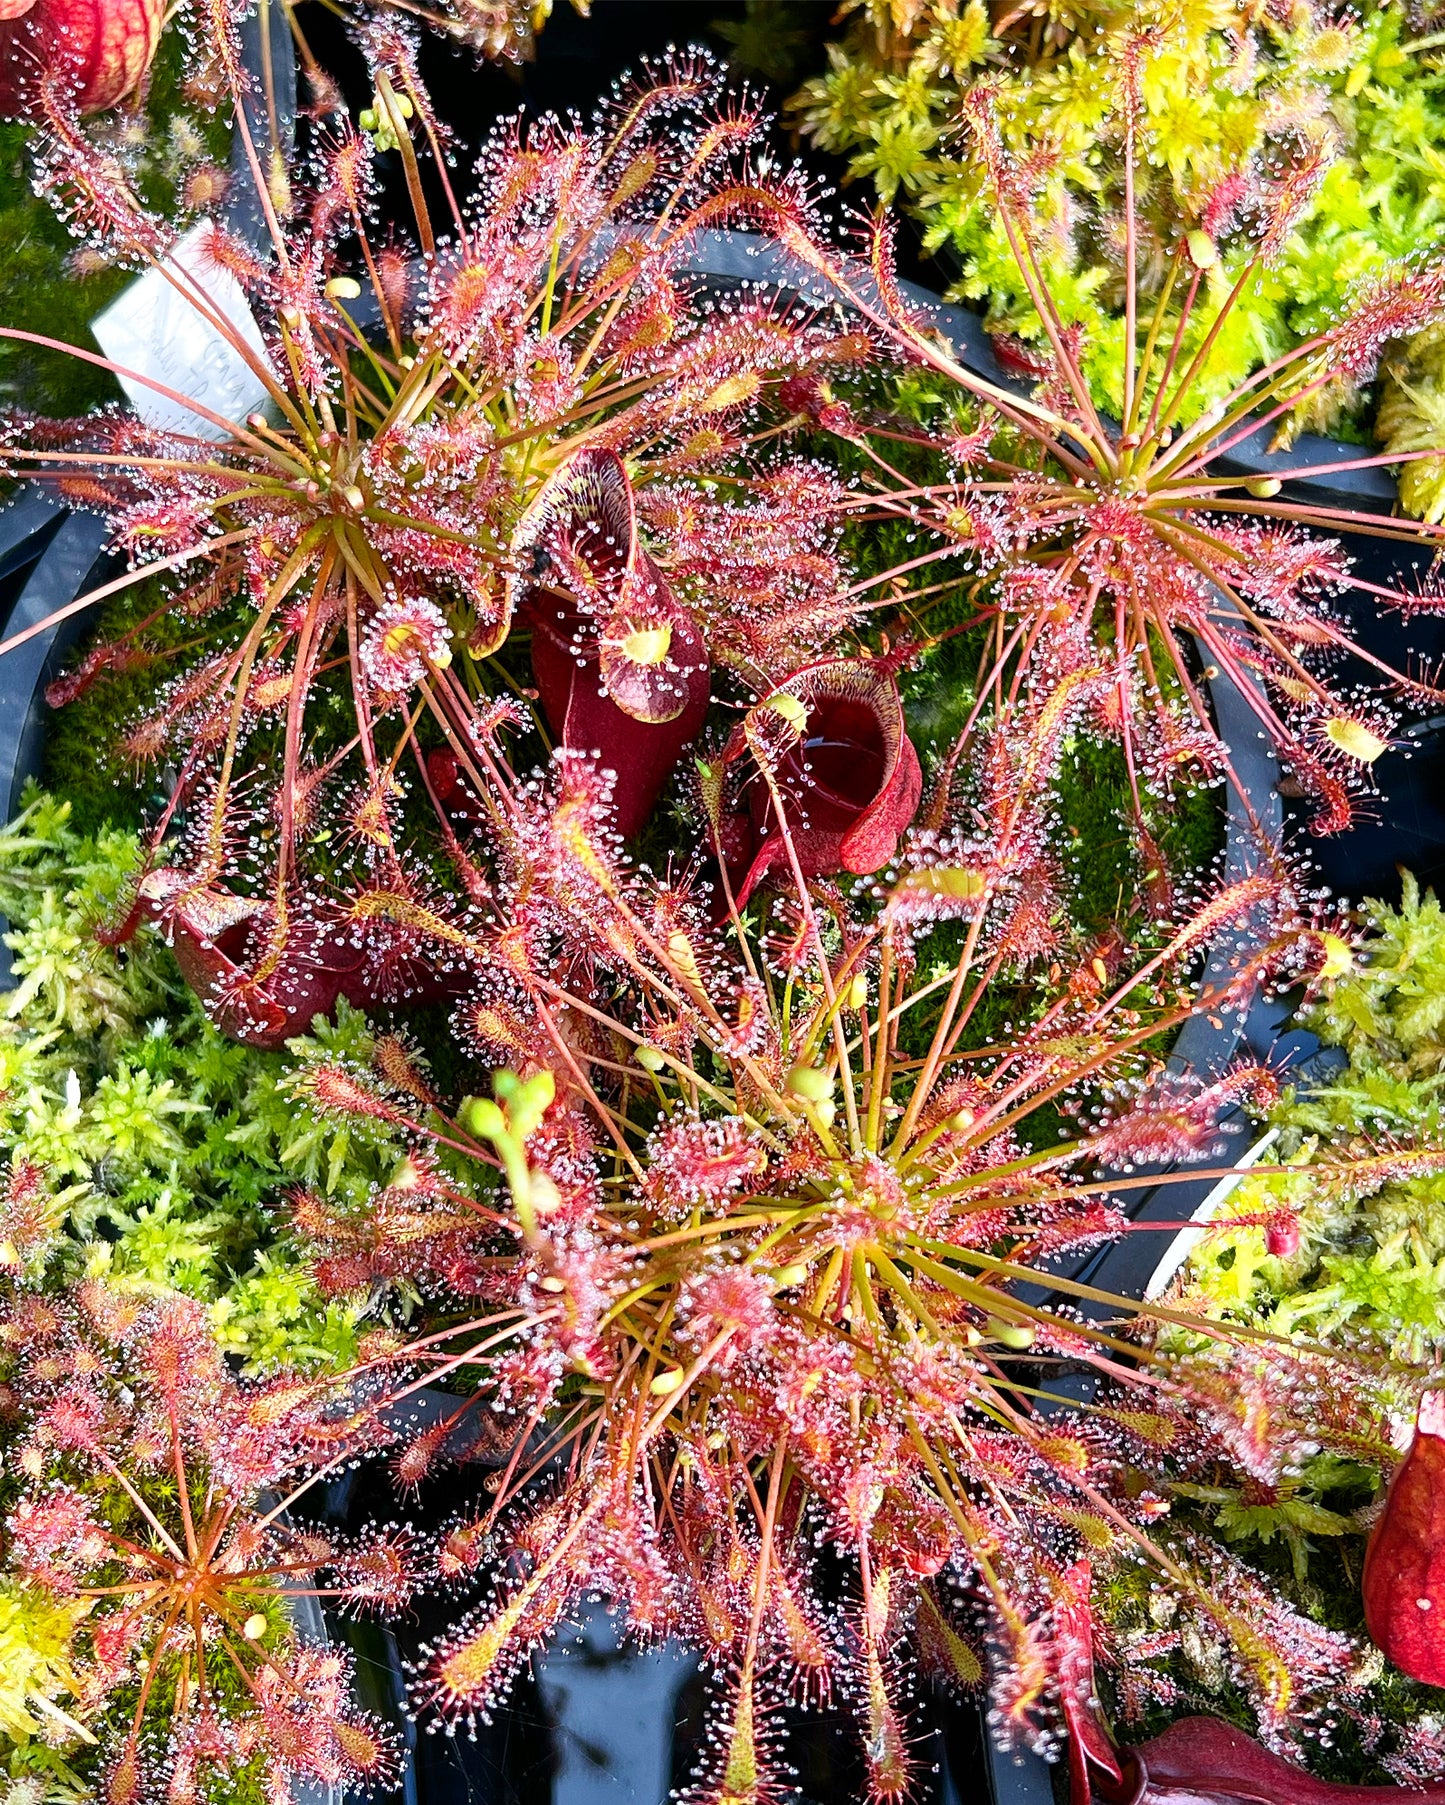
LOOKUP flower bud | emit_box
[496,1069,555,1141]
[457,1096,505,1142]
[786,1065,833,1104]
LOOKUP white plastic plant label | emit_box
[92,220,274,440]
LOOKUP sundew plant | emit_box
[274,661,1445,1800]
[794,0,1445,453]
[9,13,1445,1804]
[763,75,1445,859]
[0,1284,411,1805]
[2,31,868,1047]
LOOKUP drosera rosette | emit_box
[276,667,1418,1800]
[791,0,1445,461]
[0,1281,420,1805]
[765,58,1445,866]
[2,29,873,1047]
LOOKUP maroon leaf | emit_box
[1364,1390,1445,1685]
[138,873,359,1050]
[1055,1562,1124,1805]
[0,0,162,114]
[1061,1586,1445,1805]
[135,869,458,1048]
[1088,1716,1445,1803]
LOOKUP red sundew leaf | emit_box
[854,1569,913,1805]
[1364,1390,1445,1685]
[103,1736,145,1805]
[44,641,155,709]
[0,1157,56,1267]
[869,1485,956,1578]
[988,332,1053,379]
[1087,1716,1445,1803]
[642,1115,768,1214]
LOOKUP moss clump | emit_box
[0,790,395,1370]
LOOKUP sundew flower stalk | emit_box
[0,1283,411,1805]
[1,34,868,1045]
[764,67,1445,857]
[286,671,1429,1800]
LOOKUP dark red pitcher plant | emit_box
[510,446,711,841]
[1059,1561,1445,1805]
[1364,1390,1445,1688]
[708,656,923,906]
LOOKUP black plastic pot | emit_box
[0,494,109,824]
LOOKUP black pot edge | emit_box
[0,505,114,985]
